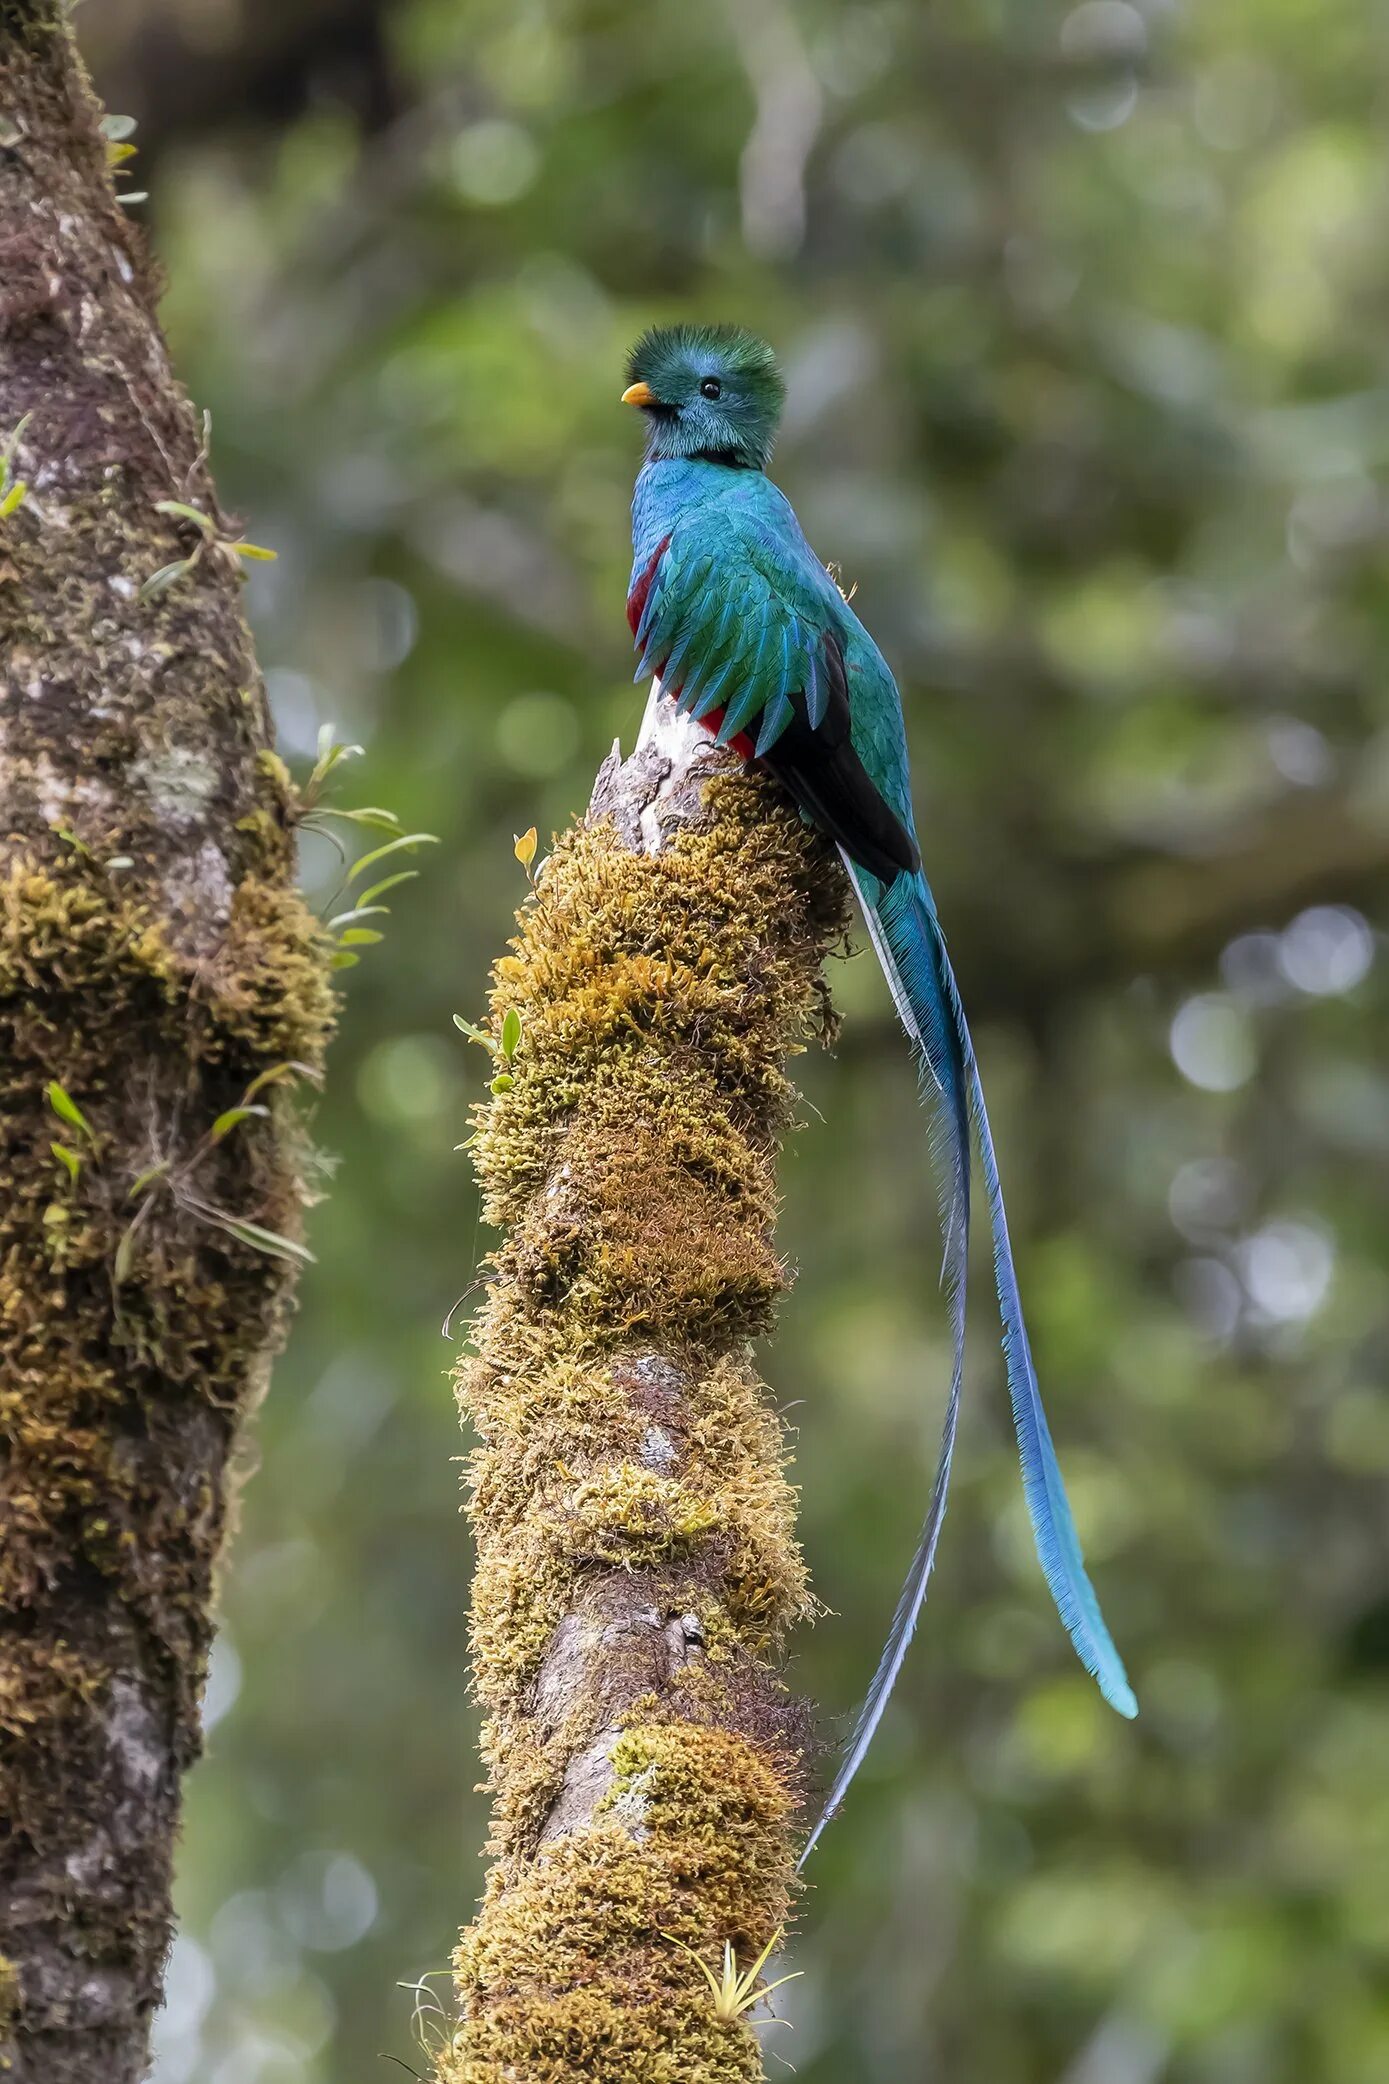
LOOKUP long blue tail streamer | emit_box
[801,865,1135,1864]
[800,864,971,1866]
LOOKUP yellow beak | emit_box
[621,381,656,407]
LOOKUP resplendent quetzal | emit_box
[622,324,1136,1856]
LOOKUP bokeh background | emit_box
[83,2,1389,2079]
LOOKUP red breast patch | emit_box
[626,534,672,637]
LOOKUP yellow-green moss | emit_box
[445,771,846,2081]
[0,848,336,1910]
[470,778,842,1228]
[0,1950,18,2069]
[0,859,332,1065]
[444,1724,794,2084]
[201,875,336,1064]
[464,1334,812,1710]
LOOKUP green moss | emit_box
[446,775,845,2078]
[471,777,843,1231]
[464,1335,813,1706]
[0,1949,17,2069]
[201,875,336,1063]
[0,848,336,1864]
[0,859,331,1064]
[568,1464,722,1551]
[445,1724,795,2084]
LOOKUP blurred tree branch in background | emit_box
[80,0,399,157]
[440,700,844,2081]
[898,767,1389,1033]
[0,7,333,2077]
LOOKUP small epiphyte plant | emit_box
[395,1969,456,2071]
[50,823,134,876]
[46,1080,98,1209]
[114,1060,319,1286]
[100,111,146,207]
[39,1065,319,1283]
[661,1926,802,2028]
[140,496,277,600]
[454,1004,522,1095]
[261,725,439,972]
[452,827,537,1098]
[0,412,31,521]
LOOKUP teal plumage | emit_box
[632,462,913,807]
[623,325,1136,1859]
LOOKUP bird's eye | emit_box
[699,377,722,400]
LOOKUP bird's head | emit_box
[622,324,785,470]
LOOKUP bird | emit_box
[621,323,1137,1860]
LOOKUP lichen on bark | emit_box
[438,698,848,2083]
[0,9,335,2079]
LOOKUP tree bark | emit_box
[439,695,847,2083]
[0,10,334,2079]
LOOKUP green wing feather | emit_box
[635,507,838,755]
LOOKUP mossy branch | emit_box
[0,13,335,2080]
[437,694,848,2083]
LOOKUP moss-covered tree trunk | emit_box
[0,10,334,2078]
[439,696,847,2083]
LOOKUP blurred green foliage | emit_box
[84,1,1389,2078]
